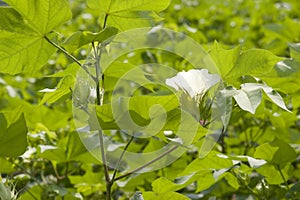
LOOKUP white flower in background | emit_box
[165,69,220,99]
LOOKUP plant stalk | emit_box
[111,136,134,183]
[44,36,96,81]
[92,41,111,200]
[277,165,295,199]
[92,13,114,200]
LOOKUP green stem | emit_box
[244,129,250,155]
[114,145,178,181]
[92,13,112,200]
[92,42,103,105]
[92,41,111,200]
[44,36,96,81]
[111,136,134,183]
[65,162,69,179]
[44,36,81,66]
[277,165,294,199]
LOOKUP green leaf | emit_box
[0,97,72,131]
[19,185,43,200]
[254,139,297,166]
[233,84,262,114]
[4,0,71,33]
[0,158,14,173]
[37,133,96,163]
[0,8,54,74]
[104,11,163,31]
[208,41,241,78]
[260,84,290,112]
[63,27,118,52]
[39,75,74,105]
[288,43,300,63]
[0,0,71,74]
[0,113,28,157]
[228,155,267,169]
[224,173,240,190]
[87,0,171,30]
[254,143,279,163]
[108,0,171,13]
[246,83,289,112]
[225,49,283,81]
[37,144,66,162]
[104,61,156,92]
[96,94,179,131]
[66,133,89,161]
[88,0,170,14]
[152,177,180,193]
[257,57,300,93]
[217,90,233,129]
[256,164,291,184]
[181,151,233,175]
[246,156,267,169]
[263,18,300,43]
[196,173,216,192]
[96,96,205,149]
[47,62,80,78]
[143,191,189,200]
[270,139,297,166]
[69,168,102,186]
[95,103,119,130]
[230,83,290,113]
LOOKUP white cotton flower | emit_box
[165,69,220,99]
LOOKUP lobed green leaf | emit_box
[225,49,283,84]
[87,0,171,30]
[0,0,71,74]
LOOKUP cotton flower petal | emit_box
[166,69,220,99]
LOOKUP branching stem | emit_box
[44,36,96,81]
[91,13,115,200]
[114,145,178,181]
[45,13,180,200]
[92,41,112,200]
[111,136,134,183]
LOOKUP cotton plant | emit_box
[165,69,221,125]
[165,69,227,157]
[166,69,290,119]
